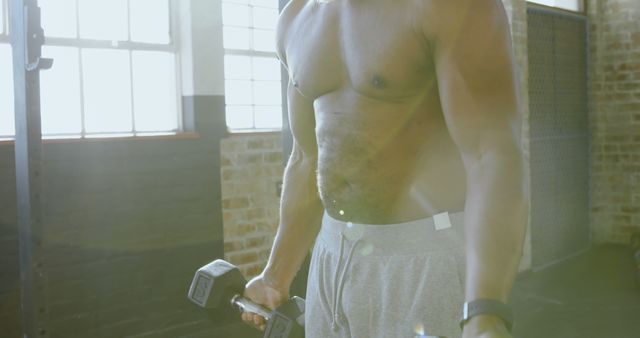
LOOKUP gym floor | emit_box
[512,244,640,338]
[204,244,640,338]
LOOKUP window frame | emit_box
[526,0,586,13]
[0,0,184,140]
[1,0,8,42]
[222,0,283,133]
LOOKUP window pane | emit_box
[554,0,581,10]
[0,44,14,136]
[222,2,250,27]
[223,27,251,50]
[132,51,178,132]
[254,105,281,129]
[41,46,82,134]
[224,0,251,6]
[223,0,283,132]
[527,0,582,11]
[253,7,278,30]
[79,0,128,41]
[253,29,276,52]
[224,55,252,80]
[253,80,281,105]
[82,49,132,133]
[40,0,78,38]
[225,80,253,105]
[251,0,278,9]
[130,0,170,44]
[226,105,253,129]
[252,56,281,81]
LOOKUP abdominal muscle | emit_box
[314,90,468,225]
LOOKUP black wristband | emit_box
[459,299,514,332]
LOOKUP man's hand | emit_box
[240,274,290,331]
[462,315,513,338]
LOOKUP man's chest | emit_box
[278,0,435,100]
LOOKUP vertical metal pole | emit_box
[10,0,51,337]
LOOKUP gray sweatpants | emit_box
[305,211,466,338]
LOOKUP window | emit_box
[0,0,180,140]
[222,0,282,131]
[527,0,584,12]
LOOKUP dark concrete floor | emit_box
[511,245,640,338]
[201,245,640,338]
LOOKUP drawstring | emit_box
[331,231,361,331]
[330,234,345,331]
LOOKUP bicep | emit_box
[431,0,521,158]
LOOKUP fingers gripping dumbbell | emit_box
[188,259,305,338]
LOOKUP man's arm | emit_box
[262,81,324,290]
[242,81,323,330]
[423,0,529,336]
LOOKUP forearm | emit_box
[263,155,324,290]
[464,147,529,303]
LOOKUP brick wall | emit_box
[220,133,284,278]
[588,0,640,243]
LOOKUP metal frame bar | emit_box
[11,1,48,336]
[44,37,176,51]
[169,0,183,131]
[125,0,137,133]
[73,0,86,136]
[225,48,278,58]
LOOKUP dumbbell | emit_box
[188,259,305,338]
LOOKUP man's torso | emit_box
[278,0,467,224]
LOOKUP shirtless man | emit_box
[242,0,528,337]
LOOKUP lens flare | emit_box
[414,323,442,337]
[358,242,374,256]
[415,323,425,336]
[343,222,364,241]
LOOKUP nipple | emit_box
[371,75,386,88]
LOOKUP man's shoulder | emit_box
[416,0,503,19]
[417,0,506,38]
[275,0,305,65]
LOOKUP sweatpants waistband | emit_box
[316,211,465,257]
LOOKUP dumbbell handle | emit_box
[230,294,272,320]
